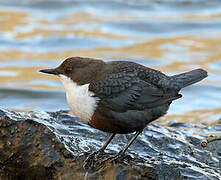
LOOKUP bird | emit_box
[39,56,207,167]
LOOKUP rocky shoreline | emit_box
[0,109,220,179]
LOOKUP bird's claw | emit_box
[110,155,123,162]
[82,150,104,171]
[98,150,126,164]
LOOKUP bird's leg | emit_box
[83,133,115,170]
[101,130,143,163]
[99,133,116,154]
[117,130,142,156]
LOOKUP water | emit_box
[0,1,221,178]
[0,0,221,126]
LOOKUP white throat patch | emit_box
[59,75,100,123]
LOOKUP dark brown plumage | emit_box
[40,57,208,167]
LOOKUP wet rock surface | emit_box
[0,108,220,180]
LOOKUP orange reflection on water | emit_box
[1,32,221,88]
[158,108,221,126]
[0,11,28,32]
[0,8,220,125]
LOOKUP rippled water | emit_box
[0,0,221,128]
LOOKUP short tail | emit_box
[170,68,208,90]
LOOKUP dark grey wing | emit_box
[89,72,181,112]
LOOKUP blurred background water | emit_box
[0,0,221,126]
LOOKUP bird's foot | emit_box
[98,150,126,164]
[82,150,104,171]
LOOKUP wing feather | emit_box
[89,72,180,112]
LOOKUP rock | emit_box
[0,108,220,180]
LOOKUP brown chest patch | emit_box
[89,108,141,134]
[89,108,116,133]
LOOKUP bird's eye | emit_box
[66,67,72,73]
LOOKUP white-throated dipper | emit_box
[40,57,207,166]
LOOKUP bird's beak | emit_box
[39,68,59,75]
